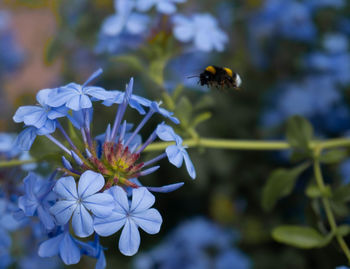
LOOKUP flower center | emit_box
[88,141,143,189]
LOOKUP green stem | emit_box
[313,146,350,263]
[144,137,350,152]
[0,158,37,168]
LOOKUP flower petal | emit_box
[130,187,155,213]
[78,171,105,198]
[13,106,41,123]
[183,149,196,179]
[108,186,129,213]
[132,208,162,234]
[38,233,64,257]
[165,145,184,167]
[59,232,81,265]
[83,193,114,217]
[14,127,37,151]
[72,204,94,238]
[66,95,83,111]
[94,211,126,236]
[53,176,78,200]
[50,200,77,225]
[37,205,56,230]
[84,86,112,101]
[119,218,140,256]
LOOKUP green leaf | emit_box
[305,184,322,198]
[319,149,347,164]
[332,184,350,203]
[190,112,212,128]
[272,225,333,249]
[262,162,310,211]
[286,116,313,150]
[193,95,215,111]
[337,225,350,237]
[174,96,193,127]
[112,55,144,72]
[330,200,349,217]
[305,184,332,198]
[172,84,184,102]
[161,92,175,111]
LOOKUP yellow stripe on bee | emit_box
[205,66,216,74]
[223,67,233,77]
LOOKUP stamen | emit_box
[45,134,71,155]
[110,78,134,142]
[82,68,103,88]
[124,109,155,148]
[143,152,167,167]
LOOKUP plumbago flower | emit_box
[173,13,228,52]
[13,69,196,268]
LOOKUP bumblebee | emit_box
[194,66,242,90]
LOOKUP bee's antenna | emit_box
[187,75,199,79]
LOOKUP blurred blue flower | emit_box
[323,33,348,53]
[18,173,56,230]
[94,186,162,256]
[308,0,345,9]
[216,249,251,269]
[0,247,12,268]
[249,0,316,43]
[38,227,81,265]
[136,0,185,14]
[339,158,350,184]
[0,199,25,248]
[50,171,114,238]
[261,76,341,128]
[78,235,106,269]
[133,217,250,269]
[0,11,24,75]
[0,133,21,158]
[97,0,150,54]
[173,13,228,52]
[304,38,350,85]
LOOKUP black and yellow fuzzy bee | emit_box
[190,66,242,90]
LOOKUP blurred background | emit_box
[1,0,350,268]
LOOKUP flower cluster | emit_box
[11,69,196,267]
[96,0,228,54]
[133,217,251,269]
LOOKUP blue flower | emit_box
[215,249,251,269]
[173,13,228,52]
[13,88,67,131]
[46,69,112,111]
[103,90,152,115]
[339,158,350,184]
[18,173,56,230]
[78,235,106,269]
[249,0,316,43]
[101,0,149,37]
[0,247,12,268]
[0,133,21,158]
[50,170,114,238]
[14,126,38,151]
[156,123,196,179]
[38,227,81,265]
[94,186,162,256]
[0,199,24,248]
[323,33,348,53]
[133,217,250,269]
[136,0,185,14]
